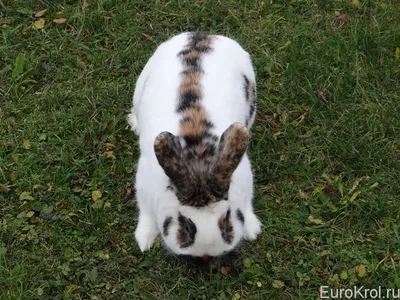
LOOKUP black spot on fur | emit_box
[178,49,191,56]
[236,209,245,224]
[194,45,212,53]
[183,135,202,146]
[181,90,200,105]
[203,120,214,129]
[242,74,257,128]
[249,103,255,117]
[182,57,200,68]
[245,103,256,127]
[181,116,191,123]
[189,32,211,48]
[163,216,173,236]
[204,132,219,142]
[251,84,256,99]
[180,66,203,76]
[243,74,250,101]
[177,98,203,113]
[177,213,197,248]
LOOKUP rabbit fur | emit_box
[128,32,261,258]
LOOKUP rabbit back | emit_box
[131,32,256,153]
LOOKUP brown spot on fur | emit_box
[177,32,217,156]
[179,67,201,98]
[179,103,207,143]
[177,213,197,248]
[179,104,217,161]
[218,209,234,244]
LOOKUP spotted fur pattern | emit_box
[177,32,219,160]
[243,74,257,128]
[177,213,197,248]
[156,32,221,207]
[218,209,234,244]
[154,33,250,207]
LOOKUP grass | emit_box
[1,0,399,299]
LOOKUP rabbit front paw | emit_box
[134,214,159,252]
[243,212,262,241]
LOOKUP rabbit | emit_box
[128,32,262,259]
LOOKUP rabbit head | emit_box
[154,122,249,257]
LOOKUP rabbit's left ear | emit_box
[209,122,249,198]
[154,132,192,196]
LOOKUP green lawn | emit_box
[1,0,399,299]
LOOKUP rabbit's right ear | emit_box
[209,122,249,198]
[154,132,191,195]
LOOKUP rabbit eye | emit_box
[218,209,234,244]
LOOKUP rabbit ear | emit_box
[210,123,249,198]
[154,132,192,195]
